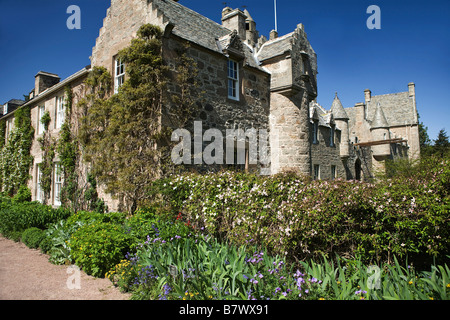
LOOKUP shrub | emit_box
[0,201,72,237]
[148,155,450,266]
[12,185,32,203]
[69,222,132,278]
[22,227,45,249]
[39,235,53,254]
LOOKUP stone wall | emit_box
[310,125,346,180]
[163,35,271,170]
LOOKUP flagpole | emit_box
[274,0,278,32]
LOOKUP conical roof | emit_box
[330,93,349,120]
[243,9,254,21]
[371,102,389,129]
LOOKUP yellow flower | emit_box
[408,281,413,285]
[447,283,450,288]
[319,298,325,300]
[429,297,434,300]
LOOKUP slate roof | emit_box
[330,94,349,120]
[344,90,417,128]
[366,92,417,127]
[152,0,264,71]
[256,32,294,61]
[370,102,389,129]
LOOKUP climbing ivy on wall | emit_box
[56,86,78,208]
[37,110,56,204]
[0,106,35,196]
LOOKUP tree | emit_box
[418,114,432,156]
[433,129,450,157]
[79,24,199,212]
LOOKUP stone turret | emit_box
[244,9,258,48]
[370,102,391,158]
[331,93,350,159]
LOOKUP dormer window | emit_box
[227,59,239,101]
[114,57,125,94]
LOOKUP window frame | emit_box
[312,121,319,144]
[37,105,45,135]
[227,59,239,101]
[313,164,320,180]
[114,57,125,94]
[36,165,43,203]
[56,95,65,129]
[331,165,336,180]
[330,125,335,147]
[53,163,62,206]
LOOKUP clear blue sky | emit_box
[0,0,449,140]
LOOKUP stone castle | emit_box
[0,0,420,210]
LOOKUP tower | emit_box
[370,102,391,159]
[330,93,350,159]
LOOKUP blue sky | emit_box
[0,0,449,140]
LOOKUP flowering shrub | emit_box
[149,156,450,266]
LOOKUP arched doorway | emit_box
[355,159,362,181]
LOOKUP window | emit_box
[331,165,336,180]
[330,125,335,146]
[227,59,239,100]
[37,105,45,135]
[114,57,125,94]
[5,118,14,141]
[3,103,7,115]
[56,96,65,129]
[313,164,320,180]
[36,165,43,203]
[53,163,62,206]
[312,121,319,144]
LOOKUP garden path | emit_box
[0,236,130,300]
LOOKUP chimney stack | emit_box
[222,8,247,41]
[35,71,60,96]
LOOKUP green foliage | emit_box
[69,221,132,278]
[40,111,51,130]
[0,200,72,238]
[22,227,45,249]
[0,119,5,149]
[12,185,32,203]
[79,24,199,212]
[0,106,34,195]
[149,155,450,267]
[37,118,56,203]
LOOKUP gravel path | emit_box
[0,236,131,300]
